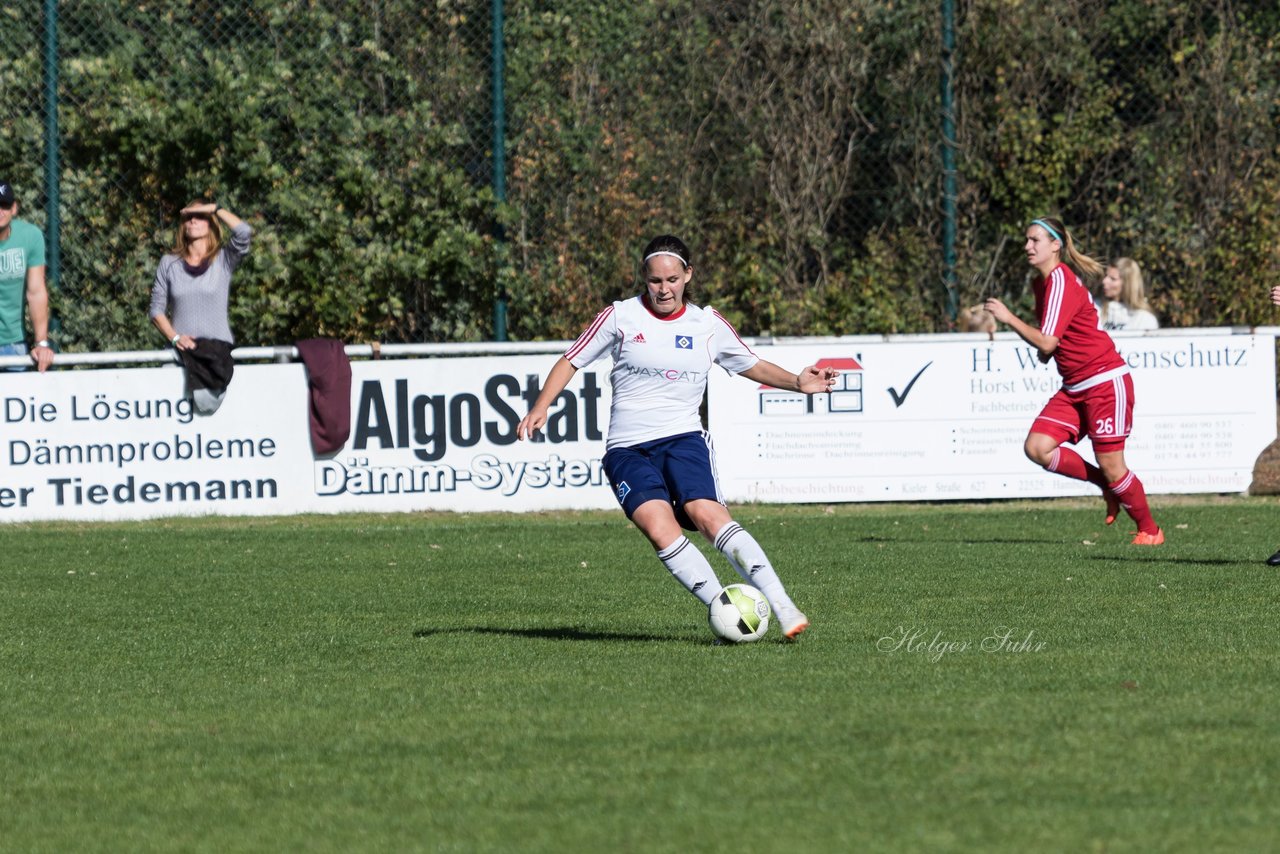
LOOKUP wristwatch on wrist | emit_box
[34,339,50,349]
[171,334,181,346]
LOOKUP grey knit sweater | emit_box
[148,222,252,344]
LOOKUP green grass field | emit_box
[4,498,1279,852]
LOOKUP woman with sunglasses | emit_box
[149,200,251,353]
[149,201,252,413]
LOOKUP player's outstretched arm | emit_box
[517,357,579,440]
[984,297,1059,361]
[740,360,838,395]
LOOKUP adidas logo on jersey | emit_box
[631,333,646,343]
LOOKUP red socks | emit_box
[1047,447,1110,491]
[1108,470,1159,535]
[1047,448,1159,534]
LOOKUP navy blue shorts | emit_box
[602,431,723,530]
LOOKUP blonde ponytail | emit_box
[1032,216,1103,282]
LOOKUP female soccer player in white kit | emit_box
[517,235,838,639]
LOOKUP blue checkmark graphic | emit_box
[887,361,933,407]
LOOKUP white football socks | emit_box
[713,522,797,613]
[656,536,721,605]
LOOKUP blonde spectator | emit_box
[149,200,252,414]
[1098,258,1158,331]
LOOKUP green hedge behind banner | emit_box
[2,0,1277,349]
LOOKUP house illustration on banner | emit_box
[758,357,863,416]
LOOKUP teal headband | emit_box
[1030,219,1062,243]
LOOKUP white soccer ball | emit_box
[708,584,771,643]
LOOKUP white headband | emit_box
[643,250,687,267]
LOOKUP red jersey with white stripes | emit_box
[1035,262,1125,386]
[565,295,759,449]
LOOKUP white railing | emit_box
[3,325,1275,370]
[0,340,573,369]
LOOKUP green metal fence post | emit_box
[491,0,508,342]
[43,0,61,319]
[940,0,958,322]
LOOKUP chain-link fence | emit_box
[2,0,1277,352]
[3,0,499,351]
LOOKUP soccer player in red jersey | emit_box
[985,217,1163,545]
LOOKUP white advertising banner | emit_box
[3,330,1274,521]
[0,355,614,523]
[708,330,1277,504]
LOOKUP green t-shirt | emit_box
[0,220,46,345]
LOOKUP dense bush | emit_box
[0,0,1275,349]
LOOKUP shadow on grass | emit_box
[413,626,685,643]
[865,536,1077,545]
[1079,554,1260,566]
[863,536,1265,559]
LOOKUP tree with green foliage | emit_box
[0,0,1275,350]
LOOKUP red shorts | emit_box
[1031,372,1134,453]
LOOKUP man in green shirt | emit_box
[0,180,54,372]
